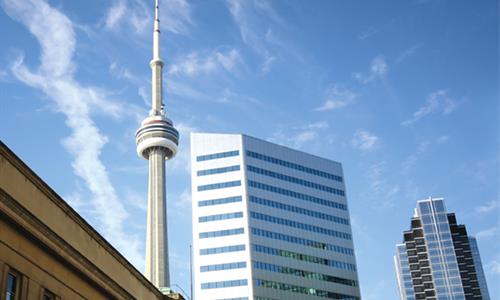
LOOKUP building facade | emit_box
[0,141,183,300]
[394,197,490,300]
[190,133,361,300]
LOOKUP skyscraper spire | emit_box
[135,0,179,292]
[150,0,164,116]
[153,0,161,60]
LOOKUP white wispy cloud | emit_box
[103,0,192,35]
[104,0,127,30]
[168,49,243,77]
[358,26,379,40]
[268,121,329,149]
[226,0,282,73]
[402,90,460,125]
[485,255,500,275]
[314,84,357,112]
[353,55,388,84]
[261,55,276,74]
[475,226,499,240]
[109,61,138,82]
[2,0,144,270]
[138,85,149,106]
[475,200,499,214]
[167,79,212,102]
[171,188,192,217]
[352,129,380,152]
[401,135,450,174]
[217,88,261,105]
[168,121,198,174]
[124,188,148,211]
[366,161,400,207]
[0,68,8,81]
[396,44,422,63]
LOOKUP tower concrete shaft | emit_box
[145,147,169,288]
[135,0,179,292]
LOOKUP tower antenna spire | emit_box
[153,0,160,60]
[149,0,164,116]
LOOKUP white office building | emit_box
[191,133,361,300]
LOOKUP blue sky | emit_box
[0,0,498,299]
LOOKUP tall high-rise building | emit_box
[394,197,490,300]
[135,0,179,291]
[468,237,490,300]
[190,133,361,300]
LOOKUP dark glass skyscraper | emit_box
[394,197,490,300]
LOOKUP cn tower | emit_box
[135,0,178,291]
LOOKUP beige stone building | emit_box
[0,141,184,300]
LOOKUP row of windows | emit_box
[246,151,343,182]
[201,279,248,290]
[253,261,357,286]
[200,244,246,255]
[251,227,354,255]
[420,213,448,225]
[198,196,242,207]
[247,165,344,196]
[248,181,346,210]
[197,150,239,161]
[4,267,56,300]
[250,211,351,240]
[197,165,240,176]
[254,279,360,300]
[198,180,241,191]
[199,211,243,223]
[199,228,244,239]
[249,196,349,225]
[201,261,247,272]
[252,244,356,271]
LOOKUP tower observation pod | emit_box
[135,0,178,292]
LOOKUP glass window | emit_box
[197,165,240,176]
[251,227,354,257]
[42,290,56,300]
[250,196,349,225]
[248,180,346,210]
[433,200,445,212]
[247,165,343,196]
[198,180,241,192]
[418,202,431,215]
[197,150,239,161]
[250,211,351,240]
[6,272,20,300]
[198,196,242,207]
[246,150,343,182]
